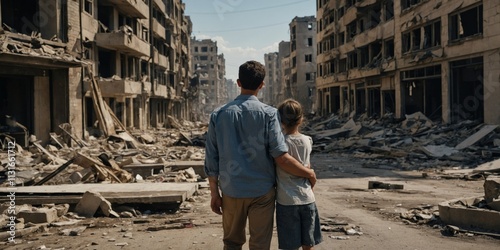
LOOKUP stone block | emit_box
[74,191,106,218]
[100,199,120,218]
[484,176,500,203]
[17,207,59,224]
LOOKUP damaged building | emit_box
[190,38,227,121]
[316,0,500,124]
[262,52,279,106]
[0,0,193,144]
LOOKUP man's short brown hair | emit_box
[238,60,266,90]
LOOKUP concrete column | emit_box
[484,51,500,124]
[126,98,133,128]
[34,76,51,144]
[441,62,451,123]
[395,73,403,118]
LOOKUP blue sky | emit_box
[184,0,316,81]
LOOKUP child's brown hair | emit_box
[277,99,303,129]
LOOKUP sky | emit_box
[184,0,317,81]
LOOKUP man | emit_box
[204,60,316,250]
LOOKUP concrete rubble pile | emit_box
[0,30,80,63]
[306,112,500,176]
[0,117,207,186]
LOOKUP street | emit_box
[3,153,499,250]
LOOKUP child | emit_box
[276,99,322,250]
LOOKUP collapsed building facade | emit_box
[316,0,500,124]
[190,38,227,120]
[0,0,193,145]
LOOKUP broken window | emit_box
[346,0,354,9]
[359,46,370,67]
[329,34,336,49]
[200,56,208,60]
[384,39,394,58]
[401,0,423,11]
[84,0,93,15]
[402,32,411,53]
[339,32,345,45]
[411,29,421,51]
[318,64,323,76]
[292,56,297,67]
[450,5,483,41]
[337,6,345,20]
[308,37,313,47]
[328,59,335,75]
[305,54,313,62]
[308,23,313,30]
[424,21,441,48]
[347,21,357,42]
[201,46,208,52]
[306,73,312,81]
[194,47,198,52]
[385,0,394,20]
[339,58,347,73]
[450,57,484,122]
[348,52,358,69]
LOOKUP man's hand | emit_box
[210,194,223,215]
[308,169,317,190]
[208,176,223,215]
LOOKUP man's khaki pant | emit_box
[222,188,276,250]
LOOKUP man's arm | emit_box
[208,176,223,215]
[275,153,317,187]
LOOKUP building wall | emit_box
[191,38,224,119]
[263,52,279,106]
[316,0,500,124]
[290,16,317,114]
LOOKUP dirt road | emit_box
[3,153,499,249]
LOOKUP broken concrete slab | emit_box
[439,197,500,233]
[473,158,500,173]
[0,183,198,206]
[122,163,165,178]
[165,161,205,178]
[368,181,404,190]
[17,207,59,224]
[421,145,458,158]
[455,125,498,150]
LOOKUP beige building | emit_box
[290,16,317,114]
[0,0,193,144]
[190,38,226,120]
[316,0,500,124]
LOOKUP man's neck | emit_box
[240,88,259,96]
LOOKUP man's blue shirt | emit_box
[204,95,289,198]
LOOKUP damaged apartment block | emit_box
[316,0,500,124]
[0,0,193,144]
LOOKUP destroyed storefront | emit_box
[0,33,81,146]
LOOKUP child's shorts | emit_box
[276,202,323,249]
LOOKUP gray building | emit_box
[263,52,279,106]
[279,41,292,105]
[290,16,317,114]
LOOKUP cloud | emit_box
[195,35,280,80]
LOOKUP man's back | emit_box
[204,95,288,198]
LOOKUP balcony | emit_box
[95,32,150,57]
[152,19,166,40]
[101,0,149,19]
[85,79,142,97]
[152,83,167,98]
[154,50,169,69]
[154,0,166,14]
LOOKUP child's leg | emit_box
[302,245,313,250]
